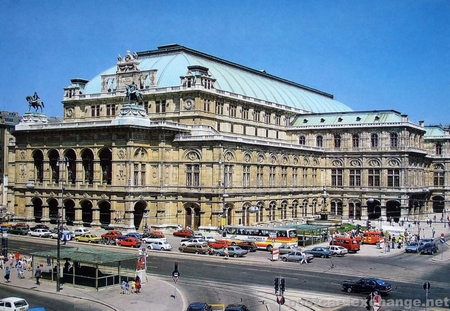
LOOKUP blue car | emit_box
[405,242,420,253]
[186,302,212,311]
[305,246,331,258]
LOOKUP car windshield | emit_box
[375,279,387,285]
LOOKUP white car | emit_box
[73,228,90,236]
[180,238,207,246]
[147,241,172,251]
[0,297,29,310]
[204,236,216,242]
[28,228,51,238]
[142,236,167,243]
[329,245,348,256]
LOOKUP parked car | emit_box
[28,228,51,238]
[329,245,348,256]
[30,224,50,231]
[280,251,314,263]
[73,228,90,236]
[305,246,332,258]
[173,229,194,238]
[225,304,250,311]
[186,302,212,311]
[0,297,29,311]
[50,229,73,240]
[208,239,231,249]
[8,227,29,235]
[278,244,298,254]
[117,237,142,248]
[119,232,142,240]
[178,243,210,254]
[235,241,258,252]
[204,236,216,243]
[405,242,420,253]
[421,242,438,255]
[147,241,172,251]
[75,233,102,243]
[101,230,123,240]
[342,277,392,295]
[215,246,248,257]
[142,236,167,243]
[142,230,165,239]
[11,222,30,229]
[180,238,207,246]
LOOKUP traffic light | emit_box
[366,220,371,230]
[274,277,279,292]
[280,278,285,293]
[356,224,361,234]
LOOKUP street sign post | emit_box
[373,294,382,311]
[440,234,445,260]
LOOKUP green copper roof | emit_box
[424,125,449,138]
[84,44,352,114]
[292,110,403,127]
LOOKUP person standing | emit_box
[4,267,11,283]
[135,275,141,293]
[35,265,42,285]
[224,247,229,259]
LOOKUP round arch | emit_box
[31,197,44,223]
[133,200,147,230]
[80,200,93,227]
[386,200,401,223]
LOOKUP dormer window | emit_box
[374,115,380,121]
[356,117,361,121]
[320,118,325,123]
[303,119,308,123]
[338,117,343,122]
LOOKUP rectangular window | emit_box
[216,102,224,115]
[91,105,100,117]
[224,165,233,188]
[292,167,298,187]
[331,169,343,186]
[387,169,400,187]
[302,168,308,186]
[242,108,249,120]
[243,165,250,188]
[368,169,380,187]
[434,172,445,186]
[106,104,116,116]
[264,113,270,124]
[274,115,281,126]
[186,164,200,187]
[257,165,263,187]
[229,105,237,117]
[156,100,166,113]
[141,164,146,186]
[281,167,287,187]
[349,169,361,186]
[203,100,210,112]
[254,111,260,122]
[269,166,276,187]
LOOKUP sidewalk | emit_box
[1,265,186,311]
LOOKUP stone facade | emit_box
[6,45,450,231]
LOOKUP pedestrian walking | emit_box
[135,275,141,293]
[4,267,11,283]
[14,251,20,266]
[121,280,126,294]
[35,265,42,285]
[125,281,130,294]
[300,251,307,264]
[16,261,24,278]
[432,228,436,238]
[47,255,51,266]
[224,247,229,259]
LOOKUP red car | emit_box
[208,239,231,249]
[117,237,141,248]
[101,230,123,240]
[173,229,194,238]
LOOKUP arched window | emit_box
[334,134,341,148]
[316,135,323,147]
[299,135,306,145]
[371,133,378,148]
[352,134,359,148]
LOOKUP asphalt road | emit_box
[6,235,450,310]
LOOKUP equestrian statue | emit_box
[123,81,144,103]
[26,92,45,112]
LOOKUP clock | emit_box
[184,99,193,110]
[66,108,73,117]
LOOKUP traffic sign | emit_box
[373,294,382,311]
[440,233,445,244]
[423,281,430,291]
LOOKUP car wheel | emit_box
[321,254,325,258]
[346,287,353,293]
[234,254,238,258]
[282,257,287,262]
[179,249,183,252]
[267,245,273,252]
[195,251,199,254]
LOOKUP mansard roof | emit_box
[83,44,352,114]
[291,110,424,130]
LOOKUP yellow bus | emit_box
[223,225,298,251]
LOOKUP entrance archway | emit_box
[133,201,146,230]
[432,196,445,213]
[81,200,93,227]
[64,200,75,226]
[386,200,401,223]
[48,198,59,224]
[31,198,44,222]
[99,201,111,227]
[367,199,381,220]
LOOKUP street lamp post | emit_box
[56,156,69,292]
[143,211,149,233]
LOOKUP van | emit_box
[362,231,383,245]
[330,236,360,253]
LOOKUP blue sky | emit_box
[1,0,449,125]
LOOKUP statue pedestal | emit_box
[16,112,48,130]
